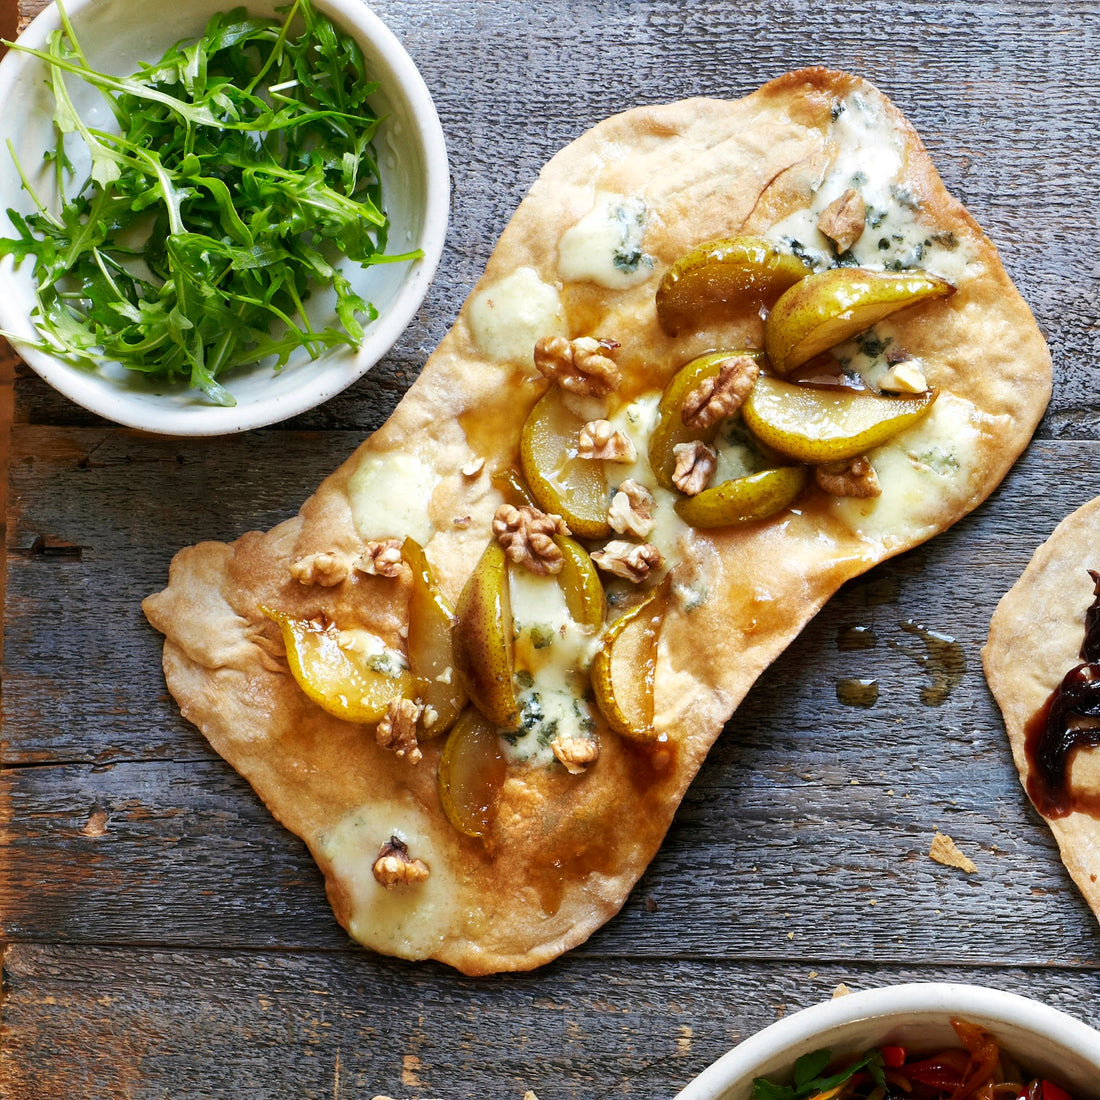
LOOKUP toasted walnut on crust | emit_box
[672,440,717,496]
[682,355,759,430]
[817,187,866,252]
[533,335,621,396]
[493,504,570,575]
[289,550,355,587]
[608,479,656,538]
[355,539,406,579]
[552,733,600,774]
[814,455,881,498]
[376,697,423,764]
[372,836,430,888]
[577,419,637,463]
[592,540,663,583]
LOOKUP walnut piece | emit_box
[372,836,430,889]
[289,550,354,587]
[577,419,637,463]
[682,354,759,430]
[672,440,717,496]
[814,455,881,498]
[355,538,406,579]
[608,479,656,538]
[493,503,569,575]
[376,697,423,764]
[552,733,600,774]
[591,540,663,583]
[533,335,621,396]
[817,187,867,252]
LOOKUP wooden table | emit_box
[3,0,1100,1095]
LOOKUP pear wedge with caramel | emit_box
[521,388,611,540]
[674,465,807,528]
[262,606,413,724]
[591,582,669,742]
[452,541,520,730]
[764,267,954,376]
[742,375,937,464]
[656,236,811,336]
[649,349,764,490]
[403,537,466,737]
[438,708,507,840]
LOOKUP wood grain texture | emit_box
[5,0,1100,1095]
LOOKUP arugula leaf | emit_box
[752,1046,886,1100]
[0,0,419,404]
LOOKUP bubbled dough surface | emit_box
[143,68,1051,975]
[984,499,1100,921]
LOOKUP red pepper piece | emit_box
[1042,1081,1074,1100]
[880,1045,906,1068]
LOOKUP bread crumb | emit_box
[929,831,978,873]
[832,983,853,998]
[524,1092,540,1100]
[787,931,794,940]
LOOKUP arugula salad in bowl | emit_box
[0,0,448,434]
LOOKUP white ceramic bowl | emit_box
[678,983,1100,1100]
[0,0,448,435]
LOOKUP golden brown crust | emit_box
[144,68,1051,974]
[983,499,1100,918]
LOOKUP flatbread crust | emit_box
[144,68,1051,974]
[984,500,1100,918]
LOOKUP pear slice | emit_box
[521,387,612,539]
[649,349,765,490]
[438,708,506,840]
[402,537,466,738]
[452,541,520,731]
[674,465,807,528]
[742,374,937,464]
[764,266,954,375]
[656,236,812,336]
[262,606,412,724]
[556,533,606,628]
[591,582,668,742]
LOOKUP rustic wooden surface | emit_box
[4,0,1100,1096]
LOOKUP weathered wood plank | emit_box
[2,946,1098,1099]
[5,433,1100,965]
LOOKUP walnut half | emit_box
[376,697,423,764]
[552,733,600,774]
[591,540,663,583]
[608,479,656,538]
[372,836,430,889]
[533,335,621,396]
[814,455,881,498]
[493,504,570,575]
[682,354,759,430]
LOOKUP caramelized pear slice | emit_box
[452,541,520,730]
[262,606,412,724]
[742,375,937,464]
[674,465,807,528]
[649,349,764,490]
[656,236,811,336]
[490,465,537,508]
[591,582,668,742]
[763,267,954,376]
[402,537,466,737]
[521,387,612,539]
[556,534,606,628]
[438,708,506,840]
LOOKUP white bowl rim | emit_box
[676,981,1100,1100]
[0,0,449,435]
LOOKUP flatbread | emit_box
[984,499,1100,918]
[144,68,1051,974]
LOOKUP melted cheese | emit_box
[765,90,979,286]
[317,802,462,957]
[827,392,983,550]
[348,452,438,545]
[557,192,655,290]
[507,567,600,765]
[467,266,567,364]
